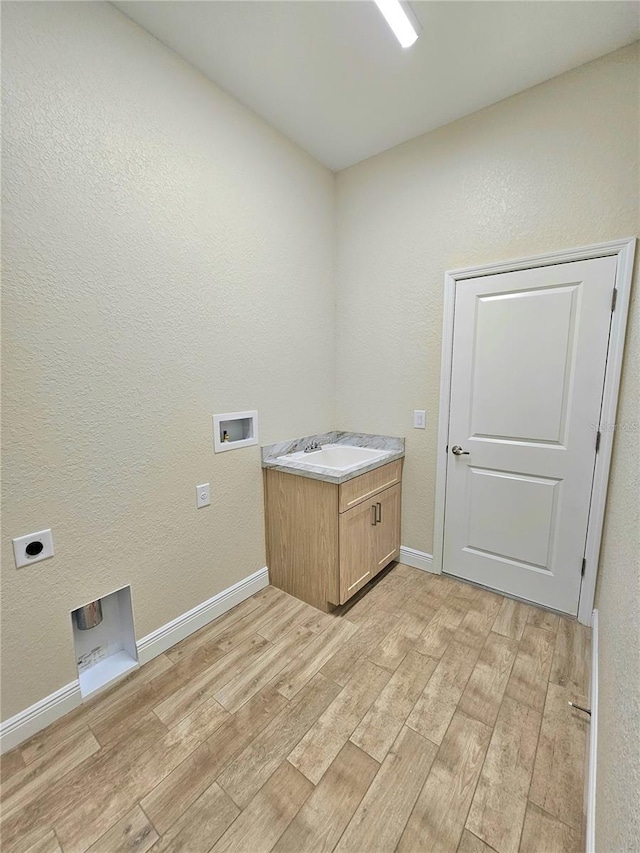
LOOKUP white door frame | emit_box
[432,238,636,626]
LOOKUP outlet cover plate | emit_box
[13,529,55,568]
[196,483,210,508]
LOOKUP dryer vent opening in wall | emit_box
[71,586,138,699]
[213,410,258,453]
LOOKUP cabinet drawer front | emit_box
[339,459,403,513]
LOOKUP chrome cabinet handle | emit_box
[451,445,470,456]
[376,502,382,523]
[371,505,377,526]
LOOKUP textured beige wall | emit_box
[1,2,335,718]
[335,43,638,552]
[594,274,640,849]
[335,43,639,852]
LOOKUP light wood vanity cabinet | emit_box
[265,459,402,612]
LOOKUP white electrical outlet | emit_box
[13,529,55,569]
[413,410,426,429]
[196,483,210,508]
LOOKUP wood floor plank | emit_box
[413,603,468,660]
[526,607,559,635]
[274,742,379,853]
[443,578,479,609]
[170,697,230,742]
[318,610,398,687]
[211,762,313,853]
[519,802,583,853]
[88,656,226,747]
[288,659,390,784]
[86,805,158,853]
[341,573,404,624]
[18,710,91,768]
[350,650,437,763]
[140,741,217,836]
[491,598,534,641]
[148,782,239,853]
[83,656,176,743]
[218,673,342,808]
[457,830,498,853]
[1,728,101,815]
[466,697,542,853]
[0,714,167,853]
[407,641,479,745]
[256,597,311,641]
[368,612,434,672]
[84,654,175,712]
[458,633,519,728]
[141,685,287,835]
[296,607,341,635]
[54,725,201,852]
[390,562,416,578]
[1,748,26,782]
[529,683,589,830]
[14,656,167,767]
[334,726,437,853]
[273,620,359,700]
[165,596,265,664]
[454,593,502,649]
[23,830,62,853]
[397,710,492,853]
[211,590,309,652]
[163,591,298,677]
[505,625,555,713]
[2,826,59,853]
[215,626,314,713]
[404,565,452,591]
[550,618,591,696]
[152,635,270,727]
[398,575,443,621]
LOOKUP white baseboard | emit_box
[586,608,599,853]
[0,566,269,755]
[137,566,269,665]
[399,546,437,574]
[0,681,82,756]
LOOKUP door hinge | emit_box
[595,430,601,453]
[611,288,617,312]
[581,558,586,577]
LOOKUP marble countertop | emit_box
[261,430,404,484]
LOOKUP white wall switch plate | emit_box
[13,529,54,568]
[196,483,210,508]
[413,410,426,429]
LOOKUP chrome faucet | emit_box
[303,440,322,453]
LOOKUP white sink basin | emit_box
[277,444,392,472]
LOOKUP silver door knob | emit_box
[451,445,470,455]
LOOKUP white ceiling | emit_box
[113,1,640,171]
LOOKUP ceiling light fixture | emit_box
[374,0,421,48]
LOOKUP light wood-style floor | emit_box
[0,564,591,853]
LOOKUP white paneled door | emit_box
[443,256,617,614]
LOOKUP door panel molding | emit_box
[432,238,636,626]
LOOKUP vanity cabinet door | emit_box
[338,498,377,604]
[372,484,401,576]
